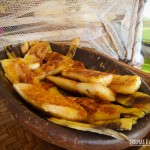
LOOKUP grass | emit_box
[141,58,150,73]
[141,18,150,73]
[142,18,150,44]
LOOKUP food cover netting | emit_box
[0,0,145,67]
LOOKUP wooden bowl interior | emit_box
[0,43,150,150]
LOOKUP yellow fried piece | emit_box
[28,41,40,47]
[70,60,85,69]
[34,52,71,79]
[20,41,29,55]
[108,75,141,94]
[44,51,85,69]
[94,118,136,131]
[13,83,87,122]
[46,76,115,101]
[91,104,144,122]
[62,68,112,85]
[48,117,129,141]
[34,52,85,79]
[116,92,150,113]
[41,80,63,96]
[1,58,39,84]
[24,41,50,70]
[70,97,144,123]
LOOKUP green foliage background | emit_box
[141,18,150,73]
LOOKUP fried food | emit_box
[34,52,85,79]
[70,60,85,69]
[13,83,87,122]
[1,39,149,137]
[108,75,141,94]
[1,58,39,84]
[34,52,72,79]
[28,41,40,47]
[46,76,115,101]
[90,104,144,122]
[62,68,112,85]
[69,97,144,123]
[24,41,50,70]
[116,92,150,113]
[20,41,29,55]
[41,80,63,96]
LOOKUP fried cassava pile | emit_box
[1,38,150,140]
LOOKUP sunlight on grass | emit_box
[142,18,150,44]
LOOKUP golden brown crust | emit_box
[108,75,141,94]
[14,83,87,121]
[68,97,115,116]
[62,68,113,85]
[64,68,110,77]
[34,52,71,78]
[34,52,85,78]
[70,60,85,69]
[27,42,49,63]
[1,58,37,84]
[47,76,115,101]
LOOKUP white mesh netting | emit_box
[0,0,145,66]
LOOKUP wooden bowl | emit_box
[0,43,150,150]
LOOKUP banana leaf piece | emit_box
[48,117,129,141]
[94,118,138,131]
[4,46,16,59]
[66,37,80,58]
[116,92,150,114]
